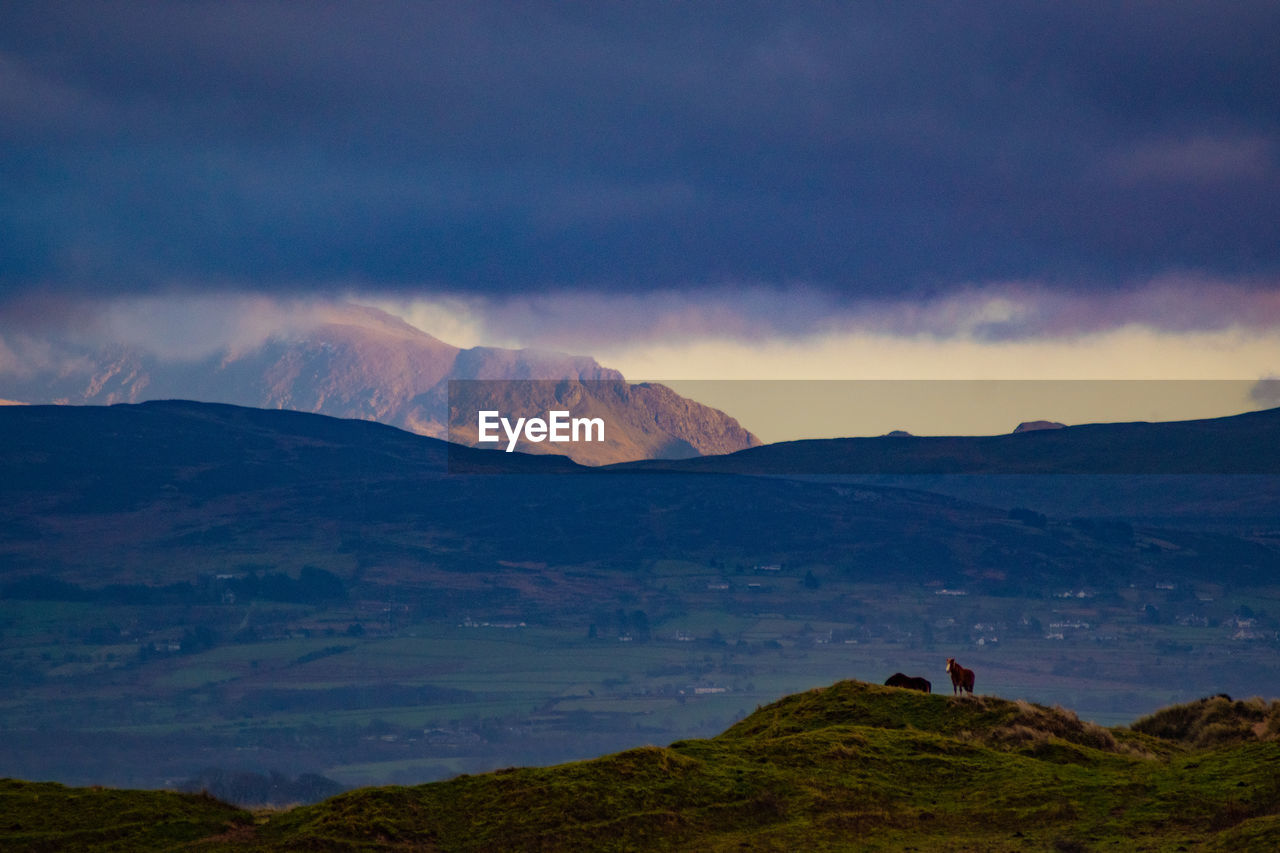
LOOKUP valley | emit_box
[2,400,1279,795]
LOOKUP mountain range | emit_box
[0,303,758,464]
[5,399,1276,592]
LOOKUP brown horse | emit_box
[945,658,975,695]
[885,672,932,693]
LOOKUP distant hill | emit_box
[1012,419,1066,433]
[0,303,757,464]
[614,406,1280,476]
[7,682,1280,851]
[4,400,1271,592]
[610,407,1280,529]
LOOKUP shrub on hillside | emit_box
[1131,695,1280,748]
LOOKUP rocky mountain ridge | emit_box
[0,303,757,464]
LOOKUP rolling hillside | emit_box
[614,406,1280,530]
[6,682,1280,851]
[3,400,1270,591]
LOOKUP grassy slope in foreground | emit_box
[7,682,1280,852]
[0,780,251,851]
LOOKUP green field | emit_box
[4,573,1279,793]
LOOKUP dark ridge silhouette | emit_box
[609,406,1280,475]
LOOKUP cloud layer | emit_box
[370,275,1280,354]
[1,1,1278,324]
[1,290,1275,442]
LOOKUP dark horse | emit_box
[884,672,932,693]
[945,658,975,695]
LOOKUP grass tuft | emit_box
[1132,694,1280,748]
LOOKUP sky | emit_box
[2,2,1279,433]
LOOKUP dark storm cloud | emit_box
[1,1,1279,311]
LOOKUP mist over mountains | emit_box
[0,302,757,464]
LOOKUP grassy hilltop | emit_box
[6,680,1280,852]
